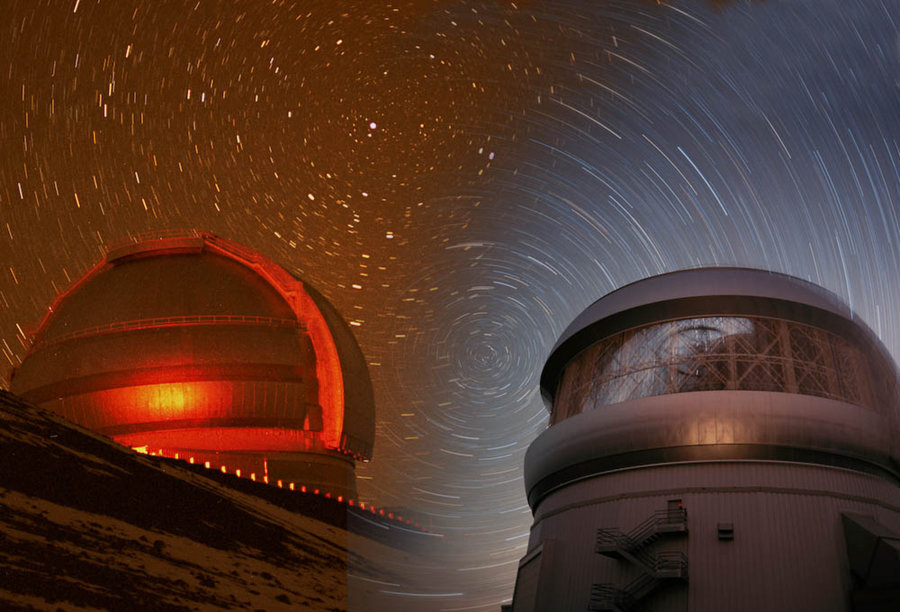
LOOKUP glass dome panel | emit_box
[552,315,876,424]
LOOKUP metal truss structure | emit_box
[554,315,874,423]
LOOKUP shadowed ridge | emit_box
[0,389,353,611]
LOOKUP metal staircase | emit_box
[589,507,688,611]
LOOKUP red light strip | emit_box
[143,445,436,534]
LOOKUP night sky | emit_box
[3,0,900,609]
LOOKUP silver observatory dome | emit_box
[528,267,900,508]
[510,267,900,612]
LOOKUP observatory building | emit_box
[509,268,900,611]
[9,232,374,500]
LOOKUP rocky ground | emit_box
[0,390,371,611]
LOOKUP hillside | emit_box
[0,390,390,611]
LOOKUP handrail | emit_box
[591,555,687,612]
[623,572,655,605]
[655,551,688,570]
[203,234,302,297]
[595,527,630,549]
[104,231,304,309]
[105,229,203,252]
[32,315,303,349]
[588,584,623,611]
[621,553,687,598]
[592,507,689,610]
[628,546,657,574]
[627,512,662,546]
[596,508,687,552]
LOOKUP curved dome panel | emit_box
[542,267,898,413]
[9,232,375,498]
[301,282,375,459]
[41,253,297,342]
[529,267,900,507]
[550,267,853,353]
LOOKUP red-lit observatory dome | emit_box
[10,231,374,498]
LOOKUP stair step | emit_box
[657,524,688,534]
[596,550,624,559]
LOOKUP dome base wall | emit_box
[513,461,900,612]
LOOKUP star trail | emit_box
[2,0,900,609]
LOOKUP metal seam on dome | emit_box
[32,315,304,349]
[201,234,306,313]
[195,234,348,452]
[526,445,900,510]
[98,418,326,436]
[23,257,113,354]
[13,231,361,463]
[17,363,312,405]
[297,288,345,451]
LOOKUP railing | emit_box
[203,234,304,299]
[17,230,322,366]
[591,507,688,611]
[588,584,623,611]
[651,552,688,578]
[104,230,305,309]
[622,573,655,605]
[590,557,687,612]
[34,315,303,349]
[596,507,687,553]
[560,314,878,416]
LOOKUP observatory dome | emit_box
[10,232,374,497]
[527,267,900,507]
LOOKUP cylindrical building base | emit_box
[514,461,900,612]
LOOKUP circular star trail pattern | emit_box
[3,1,900,609]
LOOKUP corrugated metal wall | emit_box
[518,461,900,611]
